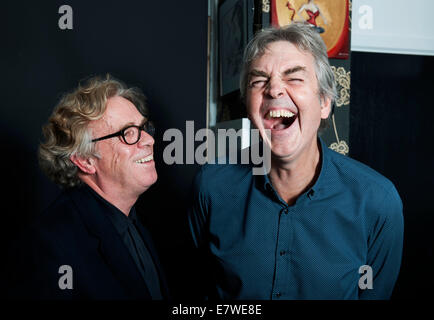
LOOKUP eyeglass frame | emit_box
[91,121,155,145]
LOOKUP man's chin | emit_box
[271,150,295,163]
[269,142,300,161]
[138,173,158,192]
[147,174,158,188]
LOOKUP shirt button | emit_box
[274,292,281,298]
[308,189,315,198]
[281,208,289,215]
[280,250,286,256]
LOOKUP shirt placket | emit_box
[271,203,295,299]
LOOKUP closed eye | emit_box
[250,79,268,88]
[287,78,303,82]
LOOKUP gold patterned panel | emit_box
[328,65,350,155]
[329,139,349,155]
[331,66,351,107]
[263,0,270,13]
[326,0,351,155]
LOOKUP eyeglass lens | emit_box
[123,123,154,144]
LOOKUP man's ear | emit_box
[70,154,96,174]
[320,95,332,119]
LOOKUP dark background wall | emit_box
[350,52,434,299]
[2,0,207,299]
[2,1,433,301]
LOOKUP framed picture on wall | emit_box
[219,0,254,96]
[271,0,349,59]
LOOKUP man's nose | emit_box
[266,77,284,98]
[137,131,154,148]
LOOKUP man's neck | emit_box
[79,178,137,216]
[268,140,322,205]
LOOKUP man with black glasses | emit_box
[12,75,168,299]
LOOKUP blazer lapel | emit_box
[69,187,152,299]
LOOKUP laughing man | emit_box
[188,23,403,300]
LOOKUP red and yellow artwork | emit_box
[271,0,349,59]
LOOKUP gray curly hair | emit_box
[38,74,148,188]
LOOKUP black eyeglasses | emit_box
[91,121,155,145]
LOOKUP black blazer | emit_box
[11,186,169,300]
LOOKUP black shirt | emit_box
[87,186,163,299]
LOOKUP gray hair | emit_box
[39,74,148,188]
[240,22,337,128]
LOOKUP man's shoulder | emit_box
[30,188,85,241]
[200,160,252,177]
[326,148,400,202]
[193,159,254,194]
[40,189,78,220]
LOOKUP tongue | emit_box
[269,118,289,130]
[264,116,297,131]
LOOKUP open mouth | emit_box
[135,154,153,164]
[263,109,297,131]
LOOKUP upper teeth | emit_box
[135,155,153,163]
[268,110,295,118]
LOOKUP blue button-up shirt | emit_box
[188,138,403,299]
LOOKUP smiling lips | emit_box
[135,154,153,164]
[264,108,297,130]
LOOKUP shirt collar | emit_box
[84,185,137,234]
[308,136,332,199]
[256,136,331,200]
